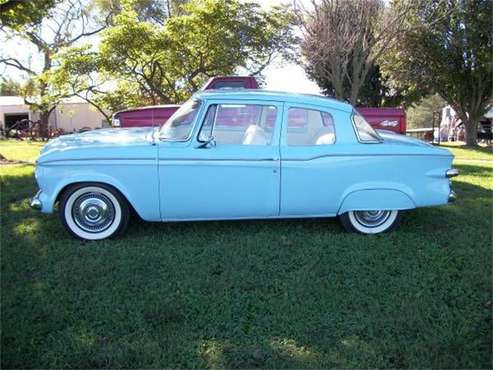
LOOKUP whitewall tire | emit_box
[59,183,130,240]
[339,210,401,234]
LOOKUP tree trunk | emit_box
[464,118,478,146]
[39,111,51,140]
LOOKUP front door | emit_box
[158,99,282,220]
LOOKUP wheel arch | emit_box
[52,177,142,219]
[337,188,416,215]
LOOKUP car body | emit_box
[32,90,458,240]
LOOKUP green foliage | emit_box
[381,0,493,145]
[0,77,22,96]
[0,0,59,29]
[94,0,187,21]
[1,0,111,126]
[407,94,447,129]
[92,0,296,109]
[0,140,492,368]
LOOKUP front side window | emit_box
[159,99,201,140]
[352,111,382,143]
[286,107,336,146]
[199,104,277,146]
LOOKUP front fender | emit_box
[337,188,416,214]
[38,165,160,221]
[44,172,131,210]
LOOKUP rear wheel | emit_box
[59,183,130,240]
[339,210,401,234]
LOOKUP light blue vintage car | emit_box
[31,90,458,240]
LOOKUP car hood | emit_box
[38,127,156,164]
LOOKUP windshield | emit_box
[352,111,382,143]
[159,99,201,140]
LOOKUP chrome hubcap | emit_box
[353,210,391,228]
[72,192,115,233]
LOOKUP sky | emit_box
[259,0,320,94]
[0,0,321,95]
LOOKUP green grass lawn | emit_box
[0,140,45,163]
[1,139,492,368]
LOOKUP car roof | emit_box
[193,89,353,112]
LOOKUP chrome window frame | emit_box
[351,110,382,144]
[197,104,219,142]
[158,99,202,142]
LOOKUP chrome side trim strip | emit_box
[158,158,277,162]
[282,153,452,161]
[39,153,451,165]
[39,158,155,164]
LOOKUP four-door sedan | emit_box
[31,90,458,240]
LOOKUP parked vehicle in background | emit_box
[200,75,259,90]
[32,90,457,241]
[111,104,180,128]
[111,76,259,128]
[112,76,406,135]
[357,107,407,134]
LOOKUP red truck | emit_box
[357,107,407,134]
[111,76,406,134]
[111,76,258,128]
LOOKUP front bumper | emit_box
[448,190,457,203]
[30,190,42,210]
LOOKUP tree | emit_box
[310,58,418,107]
[60,0,296,112]
[299,0,421,106]
[93,0,174,24]
[407,94,446,129]
[0,0,111,131]
[47,45,112,121]
[381,0,493,146]
[0,0,59,29]
[0,77,21,96]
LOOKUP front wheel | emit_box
[339,210,401,234]
[59,183,130,241]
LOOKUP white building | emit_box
[0,96,109,133]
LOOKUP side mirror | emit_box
[197,135,216,148]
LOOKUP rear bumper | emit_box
[448,190,457,203]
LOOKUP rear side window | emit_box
[286,108,336,146]
[352,111,382,143]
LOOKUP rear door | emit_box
[279,103,347,216]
